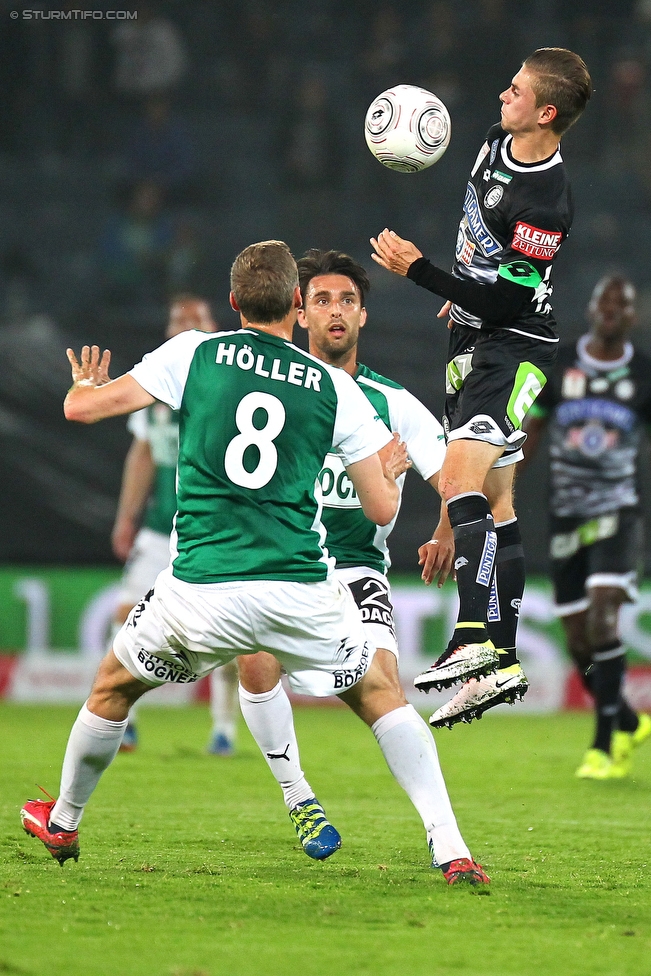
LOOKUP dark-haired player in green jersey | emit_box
[237,250,488,884]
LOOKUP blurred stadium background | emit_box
[2,0,651,706]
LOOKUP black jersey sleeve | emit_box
[407,257,535,325]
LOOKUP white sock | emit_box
[371,704,471,866]
[238,681,314,810]
[50,702,128,831]
[210,663,239,742]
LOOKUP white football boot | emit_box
[414,639,499,693]
[428,664,529,728]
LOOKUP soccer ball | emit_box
[364,85,451,173]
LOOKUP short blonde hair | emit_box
[524,48,592,135]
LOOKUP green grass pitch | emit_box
[2,702,651,976]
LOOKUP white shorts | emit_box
[286,566,397,697]
[113,567,374,693]
[119,527,171,606]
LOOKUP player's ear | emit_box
[293,285,302,309]
[539,103,557,127]
[297,307,308,330]
[229,291,240,311]
[360,307,367,329]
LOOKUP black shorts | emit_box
[550,508,643,615]
[444,326,556,454]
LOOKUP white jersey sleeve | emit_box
[388,388,446,482]
[128,330,217,409]
[126,407,150,441]
[328,366,393,465]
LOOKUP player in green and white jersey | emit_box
[21,241,486,884]
[110,295,239,755]
[237,250,489,885]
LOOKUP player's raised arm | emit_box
[64,345,155,423]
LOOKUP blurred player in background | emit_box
[237,250,488,884]
[371,48,592,729]
[110,294,239,755]
[523,275,651,779]
[21,241,487,886]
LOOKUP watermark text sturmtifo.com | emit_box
[11,9,138,20]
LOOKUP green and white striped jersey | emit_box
[128,329,392,584]
[319,363,446,575]
[127,404,179,537]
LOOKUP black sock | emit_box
[583,658,638,734]
[48,820,70,834]
[447,493,495,647]
[617,695,639,733]
[590,643,626,753]
[581,665,595,696]
[486,519,524,670]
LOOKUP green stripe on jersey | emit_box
[498,260,542,289]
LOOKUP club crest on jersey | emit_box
[565,422,618,457]
[512,221,562,260]
[484,186,503,209]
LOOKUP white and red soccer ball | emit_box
[365,84,451,173]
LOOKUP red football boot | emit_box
[442,857,490,885]
[20,796,79,866]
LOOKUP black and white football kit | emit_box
[530,335,651,612]
[408,123,572,461]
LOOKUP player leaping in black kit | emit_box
[523,275,651,779]
[371,48,592,727]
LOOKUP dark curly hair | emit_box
[297,249,370,307]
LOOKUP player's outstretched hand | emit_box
[418,525,455,588]
[66,345,112,389]
[379,432,412,480]
[370,229,423,276]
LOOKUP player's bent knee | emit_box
[237,651,282,694]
